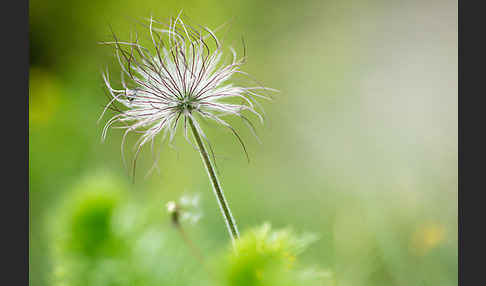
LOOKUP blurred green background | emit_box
[30,0,457,285]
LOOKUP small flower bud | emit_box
[166,201,180,226]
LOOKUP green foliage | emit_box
[49,174,333,286]
[51,173,125,257]
[67,191,119,256]
[49,173,129,286]
[217,224,333,286]
[49,173,210,286]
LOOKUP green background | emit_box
[30,0,457,285]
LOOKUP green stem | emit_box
[188,117,240,243]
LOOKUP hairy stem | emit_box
[188,117,240,243]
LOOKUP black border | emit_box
[3,0,29,284]
[459,1,484,285]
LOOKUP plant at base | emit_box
[215,223,334,286]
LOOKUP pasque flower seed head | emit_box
[99,13,277,242]
[100,15,276,172]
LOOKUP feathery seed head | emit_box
[99,15,276,173]
[166,193,202,226]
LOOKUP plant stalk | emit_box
[188,117,240,243]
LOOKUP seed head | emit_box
[166,193,202,226]
[99,14,276,175]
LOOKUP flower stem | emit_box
[188,117,240,243]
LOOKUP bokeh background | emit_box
[29,0,457,285]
